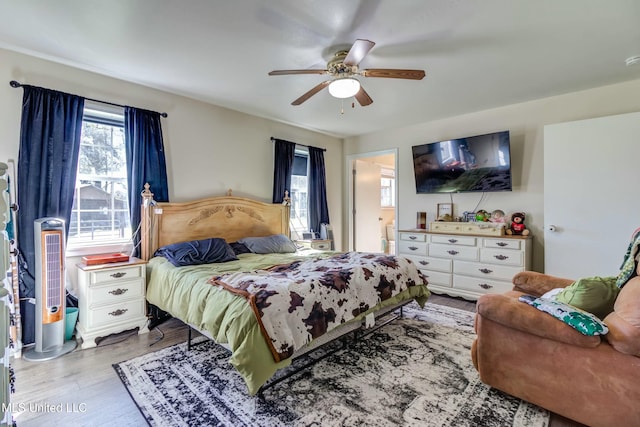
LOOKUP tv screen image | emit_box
[412,130,512,193]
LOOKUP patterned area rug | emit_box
[113,302,549,427]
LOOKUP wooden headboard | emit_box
[140,184,290,261]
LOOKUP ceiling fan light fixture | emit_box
[328,78,360,98]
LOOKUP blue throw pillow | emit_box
[238,234,297,254]
[154,237,238,267]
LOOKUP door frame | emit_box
[346,148,398,251]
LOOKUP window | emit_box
[67,105,131,248]
[381,167,395,208]
[289,149,309,239]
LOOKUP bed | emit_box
[140,185,430,395]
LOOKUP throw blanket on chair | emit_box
[616,227,640,288]
[208,252,428,362]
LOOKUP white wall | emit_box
[0,48,343,244]
[344,79,640,273]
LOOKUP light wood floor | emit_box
[10,294,583,427]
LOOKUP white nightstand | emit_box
[295,239,332,250]
[76,257,149,349]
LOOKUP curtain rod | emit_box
[270,137,326,152]
[9,80,168,118]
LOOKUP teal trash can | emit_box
[65,307,79,341]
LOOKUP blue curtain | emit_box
[124,107,169,257]
[16,86,84,345]
[271,138,295,203]
[308,147,330,234]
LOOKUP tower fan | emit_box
[23,218,76,361]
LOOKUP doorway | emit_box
[346,149,398,253]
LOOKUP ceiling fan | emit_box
[268,39,425,106]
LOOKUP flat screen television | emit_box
[412,130,512,194]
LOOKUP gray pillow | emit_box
[238,234,297,254]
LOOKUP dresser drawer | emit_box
[399,232,427,242]
[430,235,477,246]
[88,280,145,306]
[423,270,452,288]
[398,240,427,256]
[311,241,331,250]
[453,275,513,295]
[402,255,452,273]
[91,265,144,285]
[428,244,479,261]
[481,248,524,266]
[454,260,522,281]
[483,238,521,250]
[84,298,146,329]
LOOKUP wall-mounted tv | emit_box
[412,130,512,194]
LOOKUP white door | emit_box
[544,111,640,278]
[354,159,382,252]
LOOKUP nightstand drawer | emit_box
[88,280,145,306]
[91,265,144,285]
[85,299,146,329]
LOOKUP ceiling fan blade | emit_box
[291,81,332,105]
[354,86,373,106]
[343,39,376,66]
[361,69,426,80]
[268,69,328,76]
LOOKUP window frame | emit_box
[289,147,310,240]
[66,103,133,257]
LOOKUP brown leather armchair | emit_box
[471,270,640,427]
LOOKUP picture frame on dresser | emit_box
[437,203,453,218]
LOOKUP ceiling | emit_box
[1,0,640,138]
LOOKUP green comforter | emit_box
[146,251,430,395]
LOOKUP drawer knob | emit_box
[409,236,417,240]
[479,268,493,274]
[478,283,493,290]
[448,238,458,243]
[110,272,127,279]
[419,260,429,265]
[494,254,508,261]
[408,246,419,251]
[496,242,508,247]
[108,288,129,296]
[109,308,128,317]
[447,250,459,255]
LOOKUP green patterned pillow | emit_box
[519,295,609,336]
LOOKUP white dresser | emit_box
[76,258,149,349]
[398,229,532,300]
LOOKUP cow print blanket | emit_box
[208,252,428,362]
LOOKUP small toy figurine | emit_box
[506,212,530,235]
[475,210,490,222]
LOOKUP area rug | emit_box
[113,302,549,427]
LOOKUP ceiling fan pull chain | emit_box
[341,99,344,115]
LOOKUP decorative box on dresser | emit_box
[398,229,532,300]
[76,257,149,349]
